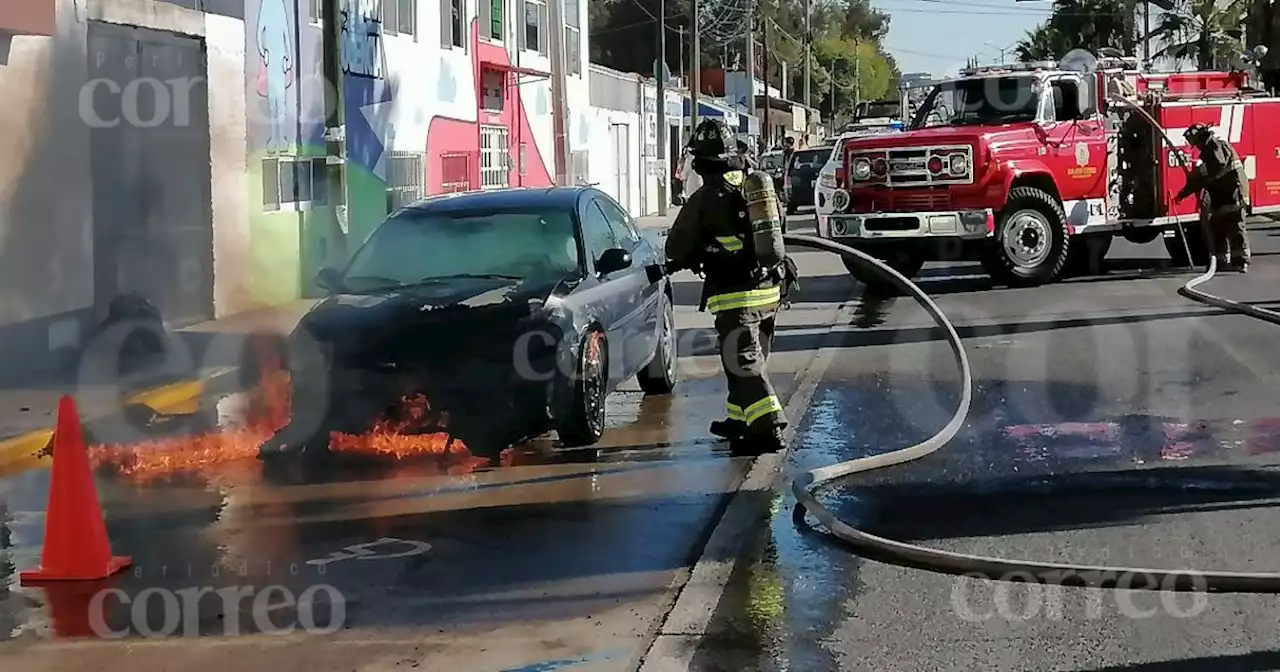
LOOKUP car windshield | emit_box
[759,154,786,171]
[910,75,1041,129]
[340,208,581,293]
[791,148,830,170]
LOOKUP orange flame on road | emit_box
[89,336,486,481]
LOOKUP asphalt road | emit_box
[0,215,856,672]
[687,221,1280,671]
[5,215,1280,671]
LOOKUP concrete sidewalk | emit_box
[0,299,316,475]
[636,207,679,231]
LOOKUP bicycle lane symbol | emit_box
[305,537,433,568]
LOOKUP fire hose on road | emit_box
[786,235,1280,593]
[787,93,1280,593]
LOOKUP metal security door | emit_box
[610,123,630,213]
[88,22,214,327]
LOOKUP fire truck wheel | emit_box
[842,251,925,294]
[985,186,1070,286]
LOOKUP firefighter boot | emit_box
[710,419,746,440]
[730,425,787,456]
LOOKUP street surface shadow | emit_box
[844,464,1280,542]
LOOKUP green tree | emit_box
[1150,0,1247,69]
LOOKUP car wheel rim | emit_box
[584,333,605,435]
[662,303,676,380]
[1003,211,1051,268]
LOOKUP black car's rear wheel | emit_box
[557,330,608,447]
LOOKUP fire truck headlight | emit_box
[948,152,969,175]
[851,158,872,181]
[830,189,851,213]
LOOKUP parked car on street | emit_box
[260,187,678,459]
[786,146,833,214]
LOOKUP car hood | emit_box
[297,277,571,364]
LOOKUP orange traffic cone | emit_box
[20,395,132,584]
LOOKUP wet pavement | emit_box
[685,223,1280,671]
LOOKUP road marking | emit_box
[305,537,432,567]
[635,289,862,672]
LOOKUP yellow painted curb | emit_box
[0,429,54,476]
[0,376,214,478]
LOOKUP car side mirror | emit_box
[596,248,633,276]
[315,267,344,293]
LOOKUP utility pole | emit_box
[678,26,685,77]
[320,0,348,255]
[657,0,668,215]
[803,0,811,108]
[691,0,701,133]
[745,10,756,140]
[853,39,861,112]
[762,19,771,145]
[549,0,570,185]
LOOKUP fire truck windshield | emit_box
[910,75,1042,129]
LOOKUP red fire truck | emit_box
[819,51,1280,287]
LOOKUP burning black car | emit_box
[259,187,678,458]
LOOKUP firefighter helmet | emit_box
[687,119,737,161]
[1184,123,1213,146]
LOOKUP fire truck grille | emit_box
[853,189,953,212]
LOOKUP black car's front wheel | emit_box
[637,294,677,395]
[557,330,608,447]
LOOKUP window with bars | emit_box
[520,0,547,55]
[263,156,332,212]
[479,0,504,41]
[380,0,416,37]
[441,0,465,48]
[386,151,425,212]
[566,27,580,76]
[308,0,324,24]
[564,0,579,73]
[480,125,511,189]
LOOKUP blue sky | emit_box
[879,0,1057,76]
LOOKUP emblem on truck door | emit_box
[1075,142,1090,166]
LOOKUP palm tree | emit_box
[1150,0,1247,69]
[1014,0,1134,62]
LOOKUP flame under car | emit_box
[259,187,678,460]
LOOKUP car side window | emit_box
[580,200,620,270]
[595,196,640,247]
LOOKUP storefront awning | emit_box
[480,60,552,82]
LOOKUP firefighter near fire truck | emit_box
[1174,122,1252,273]
[662,118,797,456]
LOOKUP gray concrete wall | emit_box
[0,0,251,381]
[0,0,94,377]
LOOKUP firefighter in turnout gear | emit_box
[1175,123,1252,272]
[664,119,796,455]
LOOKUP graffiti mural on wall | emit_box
[341,0,393,183]
[340,0,382,78]
[255,0,295,151]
